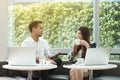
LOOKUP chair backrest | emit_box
[91,42,96,48]
[50,48,72,55]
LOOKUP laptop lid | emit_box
[84,48,111,65]
[8,47,36,66]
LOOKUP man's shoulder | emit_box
[21,37,34,47]
[23,37,33,42]
[39,37,49,47]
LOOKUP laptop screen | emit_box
[84,48,111,65]
[8,47,36,66]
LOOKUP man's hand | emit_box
[50,60,57,64]
[54,51,61,57]
[36,57,40,63]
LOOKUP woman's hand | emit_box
[80,40,90,48]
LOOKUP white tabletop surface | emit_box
[2,64,57,71]
[63,64,117,70]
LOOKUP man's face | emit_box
[35,23,43,37]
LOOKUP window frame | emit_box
[5,0,120,54]
[0,0,8,61]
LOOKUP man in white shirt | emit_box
[21,20,61,80]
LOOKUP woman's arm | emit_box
[80,40,90,48]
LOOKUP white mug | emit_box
[75,39,81,45]
[76,58,84,65]
[39,58,46,66]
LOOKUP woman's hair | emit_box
[78,26,90,44]
[76,26,90,58]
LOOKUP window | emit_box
[99,0,120,48]
[8,0,93,48]
[7,0,120,60]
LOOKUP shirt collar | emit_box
[29,37,37,43]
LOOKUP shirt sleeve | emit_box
[21,40,30,47]
[40,38,52,57]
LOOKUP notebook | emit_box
[84,48,111,65]
[8,47,37,66]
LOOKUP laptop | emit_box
[84,48,111,65]
[8,47,37,66]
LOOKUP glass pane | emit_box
[8,0,93,48]
[99,0,120,48]
[110,55,120,61]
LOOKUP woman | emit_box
[69,26,91,80]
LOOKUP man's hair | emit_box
[29,20,42,33]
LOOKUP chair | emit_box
[48,43,96,80]
[91,42,96,48]
[48,48,71,80]
[48,63,70,80]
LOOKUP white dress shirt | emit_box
[21,37,52,58]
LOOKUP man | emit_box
[21,20,62,80]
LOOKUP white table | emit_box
[63,64,117,80]
[3,64,57,80]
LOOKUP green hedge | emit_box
[8,2,120,48]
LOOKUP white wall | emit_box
[0,0,8,61]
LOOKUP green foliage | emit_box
[8,2,120,48]
[8,2,92,47]
[99,2,120,48]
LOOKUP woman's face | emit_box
[77,30,83,40]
